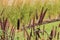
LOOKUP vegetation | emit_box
[0,0,60,40]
